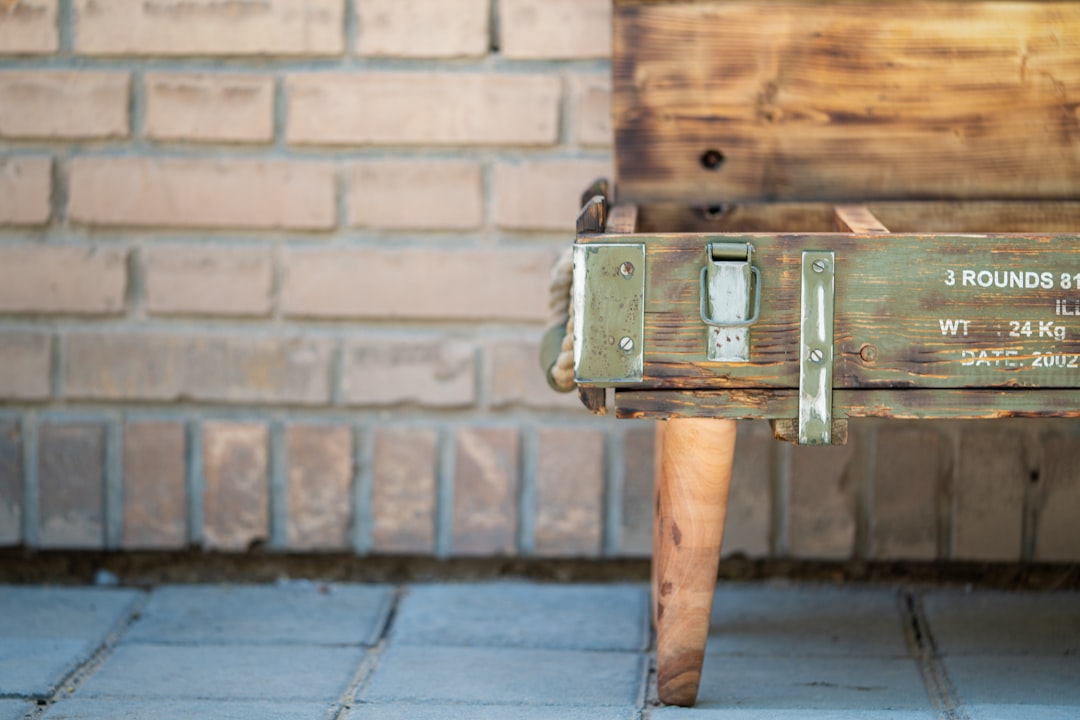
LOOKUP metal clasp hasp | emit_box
[700,242,761,362]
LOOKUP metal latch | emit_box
[799,251,835,445]
[701,243,761,361]
[573,243,646,385]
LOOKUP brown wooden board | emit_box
[615,388,1080,420]
[637,202,1080,234]
[580,232,1080,391]
[613,1,1080,205]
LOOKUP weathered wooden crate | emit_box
[575,196,1080,441]
[554,0,1080,707]
[571,0,1080,442]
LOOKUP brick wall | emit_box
[1,0,1077,562]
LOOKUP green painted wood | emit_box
[614,389,1080,420]
[580,232,1080,391]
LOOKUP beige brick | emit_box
[724,420,771,558]
[535,427,604,556]
[65,333,186,401]
[0,0,57,54]
[490,341,584,410]
[788,442,856,560]
[282,247,553,322]
[287,424,352,551]
[341,337,476,408]
[348,161,482,230]
[64,332,333,405]
[494,160,614,231]
[872,427,944,560]
[73,0,344,56]
[356,0,488,58]
[0,71,128,139]
[372,427,437,554]
[0,156,50,226]
[188,335,330,405]
[620,424,655,556]
[287,73,560,146]
[572,74,613,147]
[144,245,272,317]
[203,421,268,552]
[122,422,187,549]
[68,157,335,230]
[953,427,1024,561]
[1037,432,1080,562]
[452,427,519,556]
[0,244,126,315]
[38,422,105,549]
[500,0,611,59]
[0,332,50,400]
[144,72,273,143]
[0,420,21,546]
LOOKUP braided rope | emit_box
[547,246,576,391]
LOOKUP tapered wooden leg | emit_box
[654,418,736,707]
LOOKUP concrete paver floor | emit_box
[0,580,1075,719]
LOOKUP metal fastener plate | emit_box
[573,243,646,384]
[799,251,835,445]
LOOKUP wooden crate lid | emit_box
[613,0,1080,206]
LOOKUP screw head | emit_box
[808,348,825,363]
[619,261,635,278]
[812,259,828,274]
[619,336,635,353]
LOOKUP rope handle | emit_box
[540,246,576,392]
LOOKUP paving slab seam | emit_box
[22,590,152,719]
[899,589,970,720]
[324,643,386,720]
[328,585,408,718]
[632,649,651,713]
[642,658,660,717]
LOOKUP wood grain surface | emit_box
[636,201,1080,234]
[580,231,1080,392]
[654,417,735,706]
[615,388,1080,419]
[614,1,1080,205]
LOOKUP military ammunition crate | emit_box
[543,0,1080,707]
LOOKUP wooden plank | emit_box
[606,203,640,234]
[771,418,849,445]
[576,195,607,234]
[637,201,1080,234]
[578,386,607,414]
[613,1,1080,205]
[580,232,1080,390]
[835,205,889,234]
[872,201,1080,235]
[618,389,800,419]
[580,177,610,207]
[615,389,1080,420]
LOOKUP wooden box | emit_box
[569,0,1080,444]
[545,0,1080,707]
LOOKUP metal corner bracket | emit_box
[573,243,646,385]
